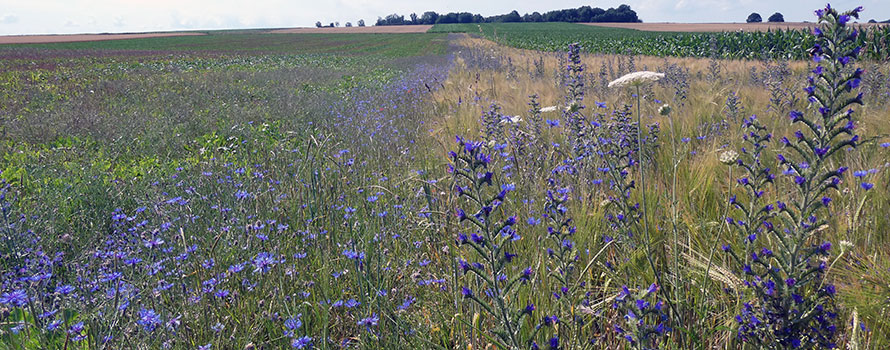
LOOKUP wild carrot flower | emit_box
[608,71,665,88]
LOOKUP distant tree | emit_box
[393,5,642,25]
[379,14,406,25]
[345,22,352,27]
[334,21,339,27]
[767,12,784,22]
[436,13,457,24]
[357,19,365,27]
[457,12,474,23]
[315,21,322,28]
[578,6,594,22]
[503,10,521,22]
[868,19,877,23]
[747,13,763,23]
[329,22,334,27]
[602,4,639,22]
[420,11,439,25]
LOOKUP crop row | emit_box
[432,22,890,60]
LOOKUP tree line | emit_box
[373,5,640,26]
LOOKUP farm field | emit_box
[267,25,434,34]
[584,21,890,32]
[0,32,208,45]
[432,21,890,60]
[1,5,889,350]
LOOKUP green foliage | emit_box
[432,22,890,60]
[1,32,448,57]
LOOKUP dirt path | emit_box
[584,22,889,32]
[267,25,432,34]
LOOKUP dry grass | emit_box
[428,35,890,347]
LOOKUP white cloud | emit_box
[0,14,19,24]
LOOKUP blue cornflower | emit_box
[357,313,379,328]
[291,336,312,349]
[252,252,277,273]
[137,308,162,332]
[0,289,28,307]
[398,296,416,310]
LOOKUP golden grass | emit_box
[429,35,890,347]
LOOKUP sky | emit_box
[0,0,887,35]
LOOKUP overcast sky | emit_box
[0,0,887,35]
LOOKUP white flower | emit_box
[719,150,739,165]
[500,115,522,124]
[540,106,558,113]
[608,71,665,88]
[565,102,581,113]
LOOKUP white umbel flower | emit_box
[608,71,665,88]
[719,150,739,165]
[540,106,558,113]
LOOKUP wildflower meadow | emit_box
[1,4,889,350]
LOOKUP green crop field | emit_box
[432,21,890,60]
[4,32,450,56]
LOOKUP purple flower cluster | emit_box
[723,5,866,348]
[612,284,669,349]
[449,135,531,349]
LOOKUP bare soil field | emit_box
[0,32,207,44]
[267,25,432,34]
[584,22,889,32]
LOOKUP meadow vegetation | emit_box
[0,5,888,350]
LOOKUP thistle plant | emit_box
[449,136,532,349]
[723,5,866,348]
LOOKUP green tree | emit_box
[767,12,784,22]
[747,12,763,23]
